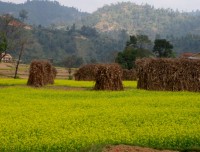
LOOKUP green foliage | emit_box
[0,14,32,79]
[2,1,200,63]
[0,0,88,26]
[19,9,28,22]
[168,34,200,55]
[153,39,174,58]
[0,79,200,151]
[137,35,152,49]
[79,26,98,37]
[126,35,137,48]
[0,32,7,54]
[84,2,200,38]
[116,47,152,69]
[22,25,127,64]
[116,35,153,69]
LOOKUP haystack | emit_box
[74,64,99,81]
[136,58,200,92]
[122,69,137,81]
[94,64,123,91]
[27,60,57,87]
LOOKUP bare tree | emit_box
[14,39,28,79]
[14,10,31,79]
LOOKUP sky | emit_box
[1,0,200,13]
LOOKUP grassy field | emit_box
[0,78,200,151]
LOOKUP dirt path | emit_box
[102,145,178,152]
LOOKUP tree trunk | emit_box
[14,43,24,79]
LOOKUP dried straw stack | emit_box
[122,69,137,81]
[74,64,100,81]
[52,67,57,80]
[136,58,200,92]
[27,60,57,87]
[94,64,124,91]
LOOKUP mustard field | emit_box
[0,79,200,151]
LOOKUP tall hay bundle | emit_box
[52,67,57,79]
[94,64,123,91]
[27,60,57,87]
[122,69,137,81]
[74,64,99,81]
[43,61,56,84]
[27,61,45,87]
[136,58,200,92]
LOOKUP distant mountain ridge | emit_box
[1,0,200,64]
[82,2,200,38]
[0,0,88,26]
[1,1,200,38]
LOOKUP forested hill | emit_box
[1,1,200,64]
[82,2,200,38]
[1,1,200,38]
[0,0,88,26]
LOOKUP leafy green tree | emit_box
[116,47,152,69]
[0,14,15,61]
[116,34,153,69]
[79,26,98,37]
[19,9,28,22]
[126,35,137,48]
[0,33,8,61]
[153,39,174,57]
[136,34,151,49]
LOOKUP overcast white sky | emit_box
[1,0,200,13]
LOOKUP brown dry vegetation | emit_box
[94,64,123,91]
[75,64,137,82]
[74,64,100,81]
[136,58,200,92]
[122,69,137,81]
[27,60,57,87]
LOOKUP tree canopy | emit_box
[0,33,7,54]
[116,35,153,69]
[153,39,174,58]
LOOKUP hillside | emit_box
[0,0,88,26]
[1,1,200,63]
[1,1,200,38]
[82,2,200,38]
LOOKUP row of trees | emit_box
[115,34,174,69]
